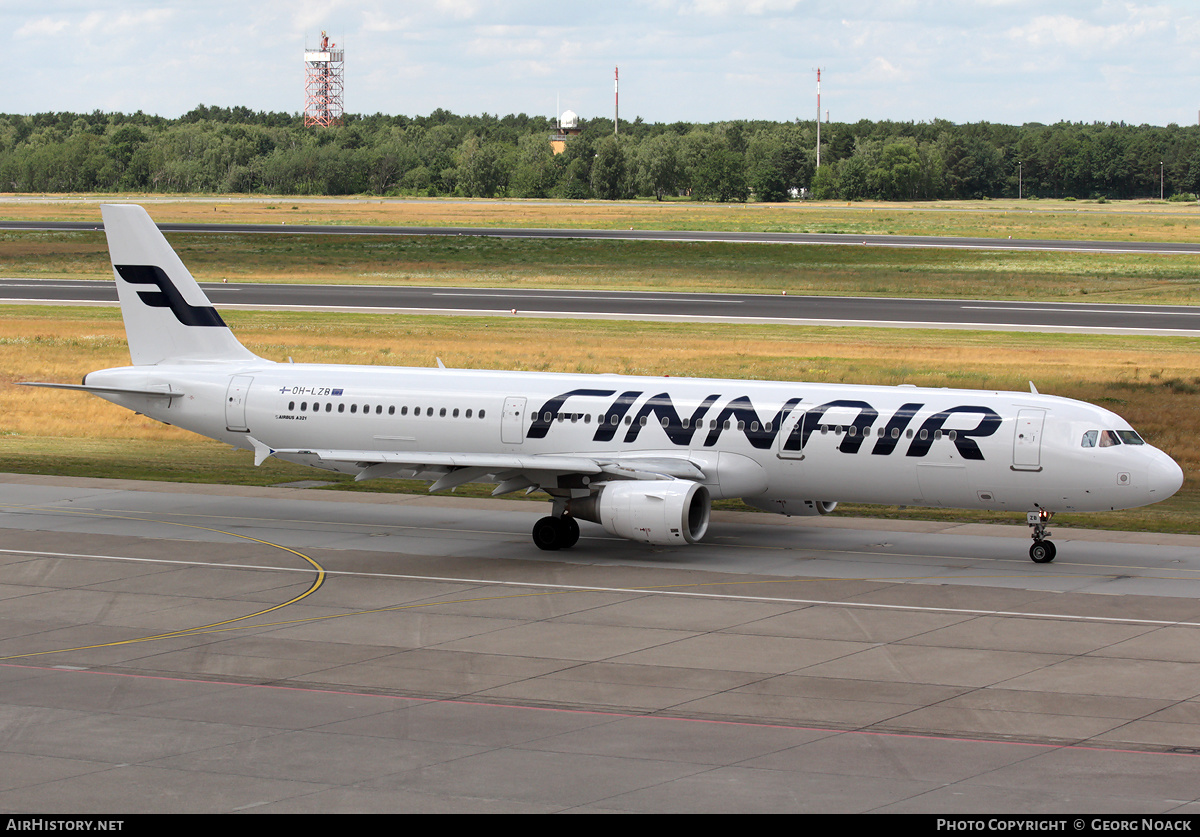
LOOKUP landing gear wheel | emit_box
[560,515,580,549]
[1026,510,1056,563]
[532,516,564,551]
[1029,540,1056,564]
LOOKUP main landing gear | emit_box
[1027,509,1056,563]
[532,514,580,551]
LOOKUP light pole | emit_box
[1018,161,1022,200]
[1160,161,1164,200]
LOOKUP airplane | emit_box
[21,204,1185,563]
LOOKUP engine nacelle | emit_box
[742,497,838,517]
[569,480,711,546]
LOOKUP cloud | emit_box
[1007,9,1171,52]
[14,17,69,38]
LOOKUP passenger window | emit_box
[388,406,395,415]
[376,405,382,414]
[466,409,472,418]
[1081,430,1097,448]
[350,404,357,414]
[426,407,433,417]
[479,409,486,419]
[288,401,295,411]
[338,404,345,413]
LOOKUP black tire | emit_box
[560,515,580,549]
[1029,541,1056,563]
[532,516,563,551]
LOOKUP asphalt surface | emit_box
[3,475,1200,813]
[4,278,1200,335]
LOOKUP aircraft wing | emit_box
[255,441,707,494]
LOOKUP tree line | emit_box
[2,105,1199,202]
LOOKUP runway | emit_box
[3,474,1200,812]
[6,218,1200,255]
[4,279,1200,335]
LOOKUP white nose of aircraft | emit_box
[1148,449,1185,502]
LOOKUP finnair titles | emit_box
[22,205,1184,564]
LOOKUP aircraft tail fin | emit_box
[101,204,258,365]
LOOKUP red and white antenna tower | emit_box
[304,32,344,127]
[614,66,619,136]
[815,67,822,169]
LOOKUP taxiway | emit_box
[3,475,1200,812]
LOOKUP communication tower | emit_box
[304,32,344,127]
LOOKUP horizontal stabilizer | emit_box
[17,382,183,399]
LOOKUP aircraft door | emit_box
[502,396,526,444]
[776,409,807,459]
[1013,409,1045,470]
[225,375,253,432]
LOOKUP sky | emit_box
[6,1,1200,127]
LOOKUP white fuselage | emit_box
[83,359,1183,514]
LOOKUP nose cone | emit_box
[1148,450,1185,502]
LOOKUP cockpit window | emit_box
[1116,430,1145,445]
[1081,430,1097,448]
[1099,430,1121,447]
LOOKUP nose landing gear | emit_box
[1027,509,1056,563]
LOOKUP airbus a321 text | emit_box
[23,205,1185,563]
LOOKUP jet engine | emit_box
[569,480,711,545]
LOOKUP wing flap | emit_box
[263,448,708,492]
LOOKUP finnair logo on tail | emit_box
[114,264,226,327]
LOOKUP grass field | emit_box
[2,305,1198,534]
[3,194,1200,242]
[8,229,1200,304]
